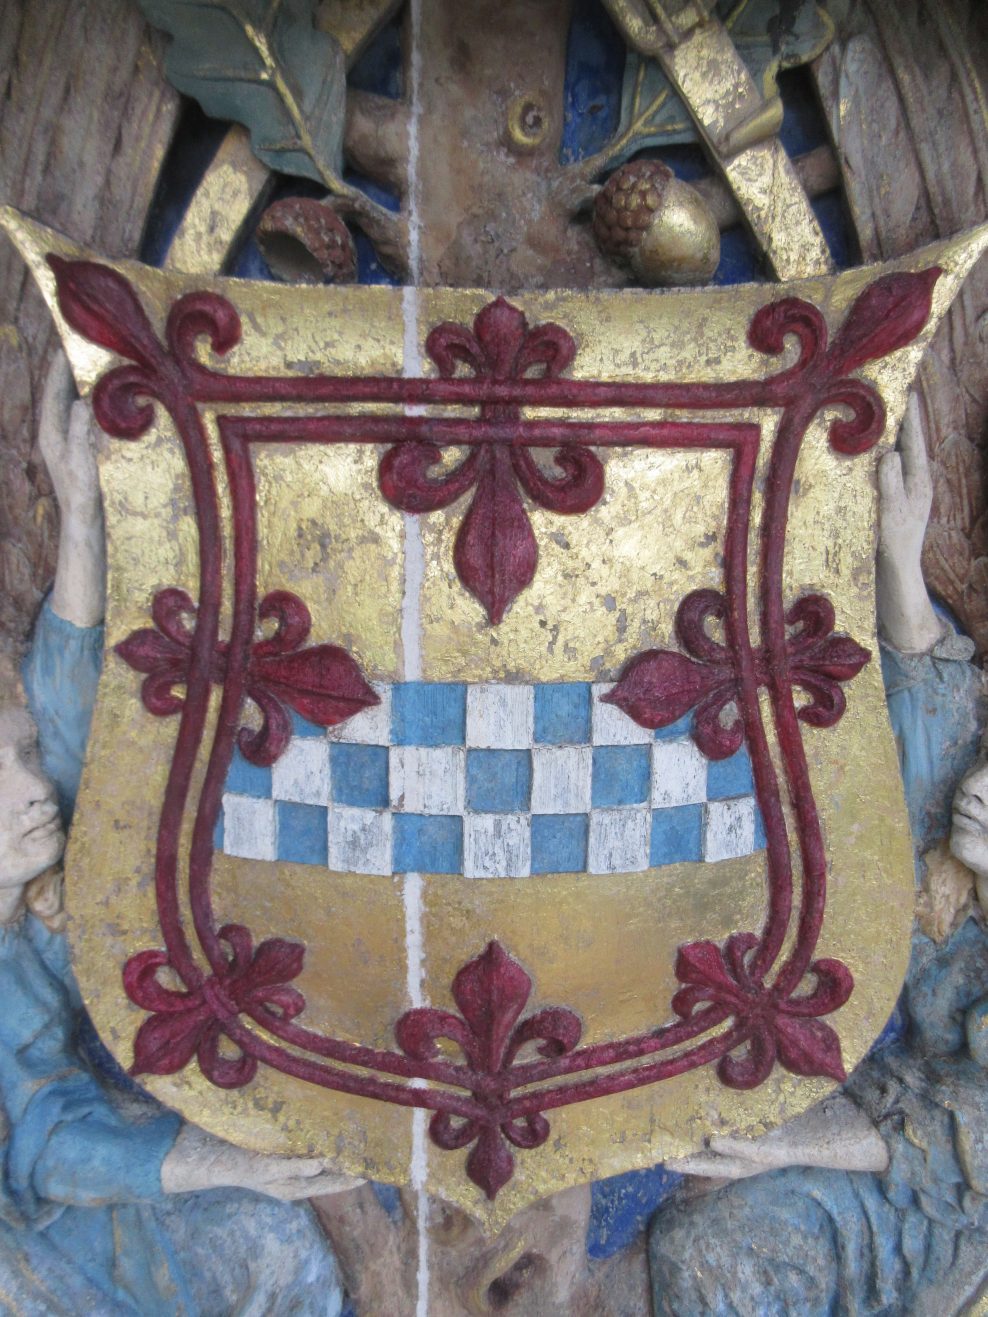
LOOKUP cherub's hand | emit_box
[224,1150,364,1201]
[666,1093,888,1181]
[37,351,106,627]
[38,352,101,520]
[878,394,933,567]
[161,1123,364,1200]
[875,393,943,655]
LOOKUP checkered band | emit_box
[217,682,766,877]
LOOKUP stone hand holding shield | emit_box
[0,353,360,1314]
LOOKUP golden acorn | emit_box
[593,160,720,287]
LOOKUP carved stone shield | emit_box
[6,208,987,1228]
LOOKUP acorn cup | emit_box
[256,197,358,284]
[593,159,720,287]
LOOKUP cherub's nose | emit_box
[961,762,988,809]
[16,761,54,812]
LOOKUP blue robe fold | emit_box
[14,599,343,1316]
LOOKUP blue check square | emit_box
[393,814,463,873]
[707,748,755,800]
[531,814,588,873]
[654,713,693,742]
[466,749,532,812]
[392,683,466,746]
[650,804,703,865]
[534,683,592,745]
[592,745,650,808]
[330,744,389,808]
[291,709,327,739]
[276,802,329,865]
[226,750,272,798]
[754,804,767,850]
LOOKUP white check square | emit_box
[591,684,653,745]
[651,739,707,807]
[327,683,392,745]
[389,745,465,814]
[531,745,592,814]
[588,806,649,873]
[327,805,392,875]
[464,813,531,878]
[704,798,756,863]
[466,684,534,749]
[222,795,277,861]
[271,737,331,806]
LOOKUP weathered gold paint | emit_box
[633,177,721,286]
[164,125,270,276]
[3,207,987,1230]
[663,19,832,279]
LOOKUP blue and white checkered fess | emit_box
[218,682,766,877]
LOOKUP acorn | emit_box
[257,197,357,284]
[593,159,720,287]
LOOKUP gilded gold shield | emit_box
[4,208,987,1229]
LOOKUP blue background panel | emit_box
[592,745,651,807]
[391,683,466,746]
[330,744,389,808]
[393,814,463,874]
[466,750,532,813]
[277,802,329,866]
[531,813,590,873]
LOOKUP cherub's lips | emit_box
[952,805,987,835]
[23,809,61,843]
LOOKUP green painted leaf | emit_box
[137,0,346,191]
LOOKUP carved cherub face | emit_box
[0,706,63,889]
[950,754,988,884]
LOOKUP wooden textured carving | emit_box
[0,0,179,664]
[813,0,988,656]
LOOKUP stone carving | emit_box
[134,0,836,289]
[0,5,985,1311]
[15,208,972,1227]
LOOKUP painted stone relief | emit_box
[7,210,984,1224]
[1,0,988,1313]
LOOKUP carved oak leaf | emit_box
[135,0,348,191]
